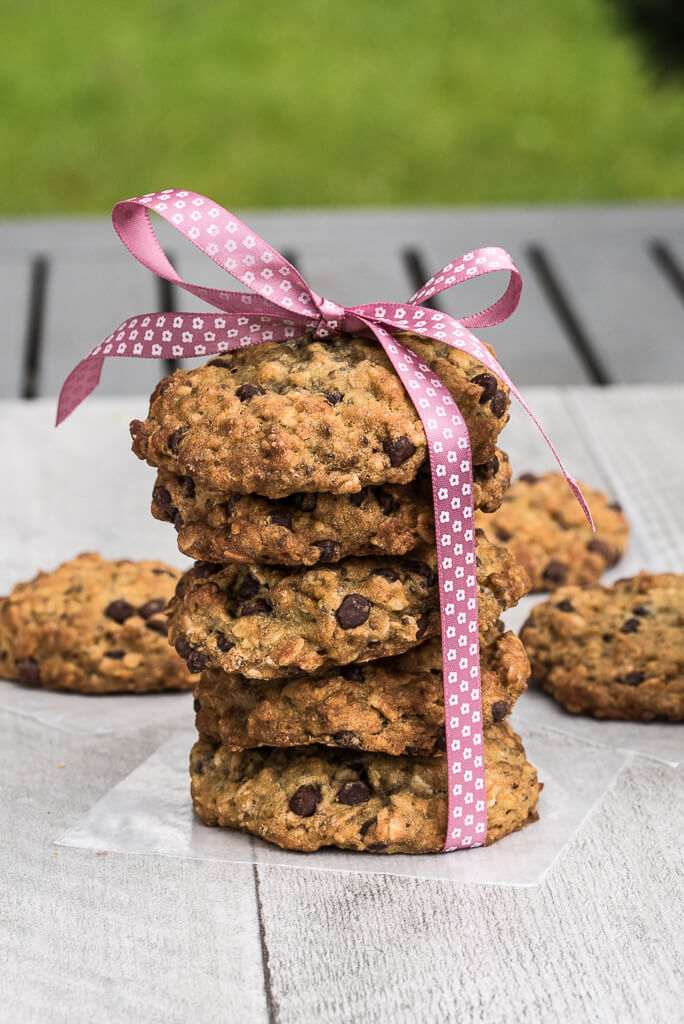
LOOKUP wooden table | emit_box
[1,206,683,1023]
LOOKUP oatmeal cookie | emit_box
[475,472,629,591]
[152,450,511,566]
[195,630,530,755]
[520,573,684,721]
[190,721,540,853]
[168,535,530,679]
[130,333,509,499]
[0,553,193,693]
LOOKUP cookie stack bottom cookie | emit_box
[190,721,540,854]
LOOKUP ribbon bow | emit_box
[57,188,591,852]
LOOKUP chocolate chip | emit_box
[104,649,126,659]
[434,726,447,751]
[490,390,508,418]
[182,476,196,499]
[323,390,342,405]
[359,817,377,837]
[290,493,317,512]
[620,618,641,634]
[616,670,644,686]
[609,501,623,512]
[332,750,365,771]
[152,568,176,577]
[495,527,512,542]
[337,780,371,805]
[556,599,575,612]
[518,472,539,484]
[402,560,435,588]
[139,598,166,619]
[347,488,369,508]
[186,650,208,673]
[288,784,322,817]
[314,540,340,563]
[208,358,233,369]
[340,664,365,682]
[472,372,498,403]
[383,436,415,467]
[168,426,189,453]
[475,527,485,537]
[145,618,168,636]
[415,613,430,639]
[336,594,371,629]
[193,562,223,579]
[193,760,204,775]
[269,508,293,529]
[240,598,273,616]
[491,700,508,721]
[16,659,40,685]
[174,638,193,660]
[375,488,395,515]
[152,485,176,518]
[173,511,184,532]
[366,842,387,851]
[216,633,235,652]
[586,538,615,562]
[542,561,567,585]
[193,697,201,712]
[632,605,650,617]
[371,568,399,582]
[104,599,134,623]
[496,620,505,632]
[332,730,362,748]
[475,456,499,479]
[237,573,261,600]
[236,383,265,401]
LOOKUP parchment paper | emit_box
[56,719,629,886]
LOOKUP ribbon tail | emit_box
[364,319,488,852]
[56,353,105,425]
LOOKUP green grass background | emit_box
[1,0,683,212]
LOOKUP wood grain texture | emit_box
[1,389,683,1023]
[255,754,683,1024]
[0,711,269,1024]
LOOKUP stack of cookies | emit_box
[131,332,541,853]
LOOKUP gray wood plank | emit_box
[0,255,31,397]
[39,251,166,397]
[546,235,684,383]
[0,397,269,1023]
[1,712,269,1024]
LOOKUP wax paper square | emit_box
[56,720,629,886]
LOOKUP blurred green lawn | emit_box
[2,0,683,212]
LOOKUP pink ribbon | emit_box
[57,188,592,852]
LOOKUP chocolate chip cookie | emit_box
[195,629,529,756]
[475,472,629,591]
[520,573,684,721]
[152,449,511,567]
[0,553,194,693]
[190,720,540,853]
[168,535,530,679]
[130,333,510,500]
